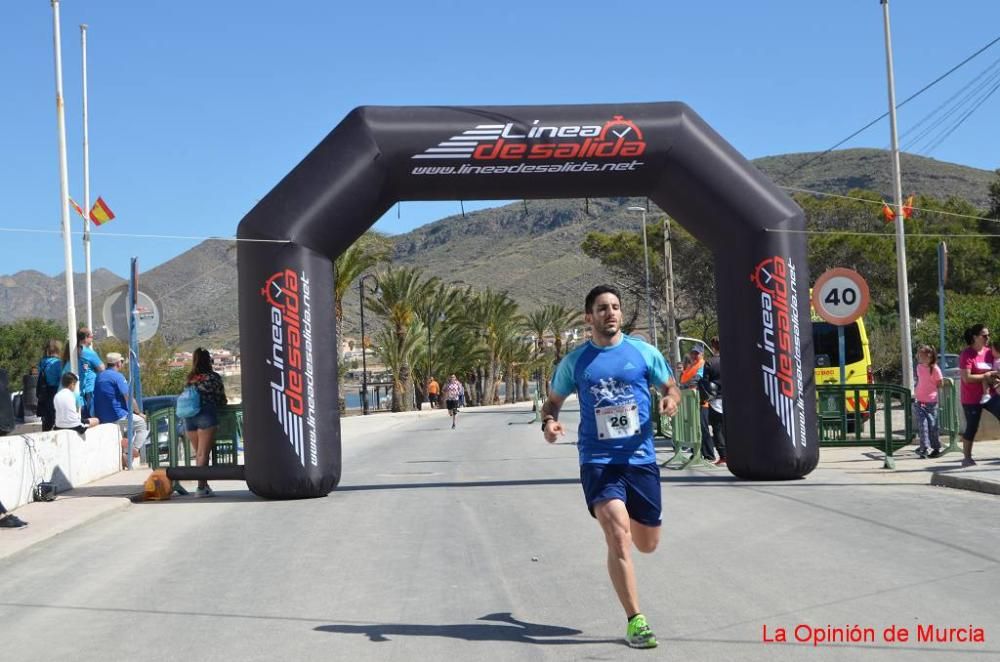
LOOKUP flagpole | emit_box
[881,0,913,390]
[51,0,78,375]
[81,23,93,333]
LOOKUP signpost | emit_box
[812,268,871,385]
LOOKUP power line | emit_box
[921,78,1000,156]
[779,186,1000,225]
[899,54,1000,152]
[0,227,289,243]
[766,228,1000,238]
[776,33,1000,183]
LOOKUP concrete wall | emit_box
[0,424,121,511]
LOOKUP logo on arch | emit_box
[260,268,318,467]
[750,256,806,447]
[412,115,647,163]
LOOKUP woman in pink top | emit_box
[913,345,943,459]
[958,323,1000,467]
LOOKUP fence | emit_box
[816,383,912,469]
[357,382,397,413]
[657,390,712,469]
[937,378,963,455]
[146,403,243,493]
[654,381,961,471]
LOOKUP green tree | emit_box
[0,318,66,385]
[373,320,422,410]
[334,232,392,411]
[581,217,717,345]
[987,169,1000,221]
[522,308,553,398]
[463,288,522,405]
[544,303,582,362]
[412,281,458,406]
[366,266,436,411]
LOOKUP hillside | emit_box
[3,148,996,347]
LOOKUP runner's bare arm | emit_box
[658,377,681,417]
[542,392,567,443]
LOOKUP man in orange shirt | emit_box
[427,376,440,409]
[680,345,715,462]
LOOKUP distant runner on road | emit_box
[541,284,680,649]
[444,374,465,429]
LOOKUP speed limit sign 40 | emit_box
[812,268,870,325]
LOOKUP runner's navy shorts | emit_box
[580,462,662,527]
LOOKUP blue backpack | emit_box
[176,385,201,418]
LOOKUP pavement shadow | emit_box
[314,611,618,646]
[336,478,581,492]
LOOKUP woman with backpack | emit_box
[182,348,228,497]
[36,339,63,431]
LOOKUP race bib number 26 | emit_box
[595,403,640,440]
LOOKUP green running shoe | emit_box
[626,613,658,649]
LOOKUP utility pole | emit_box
[628,206,656,347]
[51,0,78,375]
[663,214,678,364]
[81,23,93,332]
[881,0,914,389]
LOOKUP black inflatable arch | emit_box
[237,102,817,499]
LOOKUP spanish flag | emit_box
[89,197,115,225]
[68,197,86,219]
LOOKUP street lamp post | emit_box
[628,206,657,347]
[359,273,378,415]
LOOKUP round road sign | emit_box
[811,268,870,326]
[102,285,162,342]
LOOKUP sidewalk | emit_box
[3,407,998,563]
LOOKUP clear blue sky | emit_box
[3,0,999,278]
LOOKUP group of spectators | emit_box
[34,328,149,468]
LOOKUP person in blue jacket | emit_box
[540,284,680,649]
[36,339,63,431]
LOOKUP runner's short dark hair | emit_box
[585,285,622,313]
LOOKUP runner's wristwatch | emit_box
[542,416,555,431]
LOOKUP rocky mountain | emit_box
[3,149,995,348]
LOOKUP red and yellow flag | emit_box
[882,195,916,223]
[881,200,896,223]
[902,194,914,220]
[68,197,86,219]
[89,196,115,225]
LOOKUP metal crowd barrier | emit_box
[936,378,962,456]
[817,383,912,469]
[146,403,244,493]
[658,389,711,469]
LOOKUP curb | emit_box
[0,495,132,563]
[930,471,1000,496]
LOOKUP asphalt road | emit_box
[2,404,998,661]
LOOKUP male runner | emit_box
[443,374,464,429]
[541,285,680,649]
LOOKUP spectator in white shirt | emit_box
[54,372,99,434]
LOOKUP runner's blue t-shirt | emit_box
[550,334,672,465]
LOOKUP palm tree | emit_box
[545,303,583,361]
[333,233,391,411]
[414,281,463,406]
[523,308,552,398]
[373,321,422,410]
[365,266,435,411]
[464,289,522,405]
